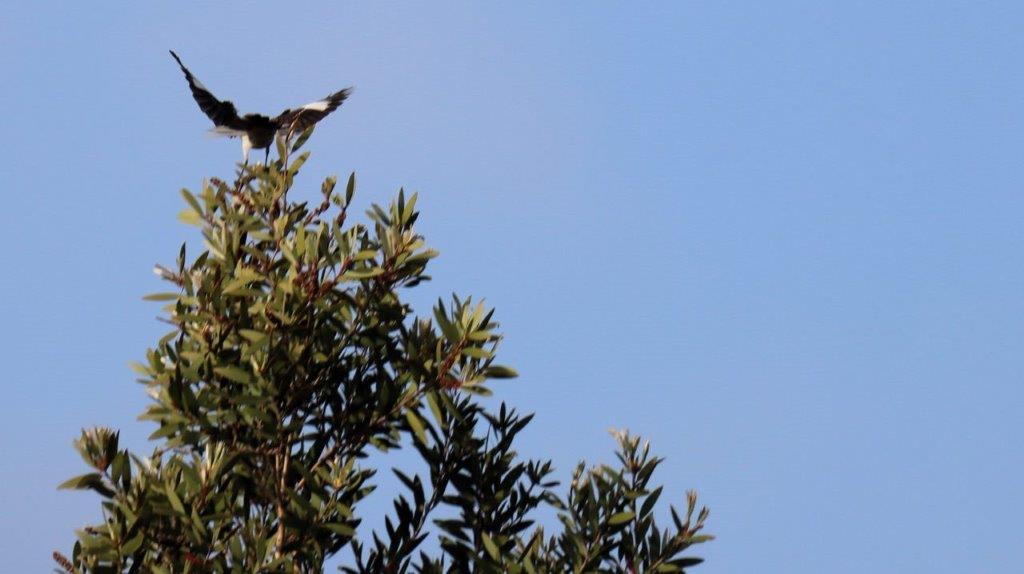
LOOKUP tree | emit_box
[55,134,711,573]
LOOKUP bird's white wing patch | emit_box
[206,126,245,138]
[301,100,330,112]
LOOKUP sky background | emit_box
[2,2,1022,572]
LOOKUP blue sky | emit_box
[3,2,1022,572]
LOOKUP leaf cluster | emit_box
[57,137,710,573]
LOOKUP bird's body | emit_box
[169,51,352,163]
[236,115,276,160]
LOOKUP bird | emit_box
[169,50,352,164]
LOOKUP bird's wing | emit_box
[169,50,245,130]
[274,88,353,136]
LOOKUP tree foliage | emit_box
[56,134,711,573]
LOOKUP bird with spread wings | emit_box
[170,50,352,164]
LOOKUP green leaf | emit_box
[484,365,518,379]
[345,172,356,205]
[481,532,501,560]
[178,208,202,226]
[425,392,444,427]
[341,267,384,280]
[148,424,180,440]
[214,366,253,385]
[58,473,113,497]
[434,302,460,342]
[142,292,180,302]
[640,486,663,518]
[291,126,315,152]
[165,485,186,514]
[460,347,493,359]
[352,249,378,261]
[402,192,418,224]
[121,533,145,555]
[111,453,130,486]
[322,523,355,537]
[289,151,310,175]
[180,188,203,215]
[128,361,151,376]
[405,409,428,445]
[276,134,288,164]
[608,511,635,525]
[322,174,338,197]
[241,405,274,425]
[239,329,268,345]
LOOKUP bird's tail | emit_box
[206,126,244,139]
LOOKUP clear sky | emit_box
[2,2,1022,572]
